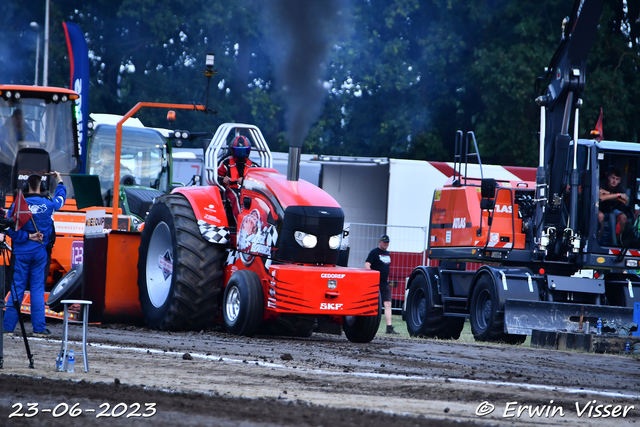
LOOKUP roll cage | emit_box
[204,123,273,190]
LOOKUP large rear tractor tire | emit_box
[469,274,525,344]
[137,194,224,331]
[223,270,264,336]
[342,296,382,343]
[405,273,465,339]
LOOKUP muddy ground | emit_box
[0,320,637,427]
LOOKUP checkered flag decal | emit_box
[198,220,230,245]
[225,249,240,266]
[264,225,278,247]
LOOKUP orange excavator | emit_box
[404,0,639,342]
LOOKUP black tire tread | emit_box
[46,264,84,312]
[405,273,464,340]
[138,194,224,331]
[224,270,264,336]
[470,274,525,344]
[342,297,381,343]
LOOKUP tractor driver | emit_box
[0,109,36,165]
[218,135,256,218]
[92,145,134,190]
[599,168,629,245]
[0,109,37,143]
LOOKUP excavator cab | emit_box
[575,139,640,251]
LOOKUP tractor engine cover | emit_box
[276,205,344,265]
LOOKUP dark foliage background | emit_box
[1,0,638,165]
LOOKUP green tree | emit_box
[3,0,640,166]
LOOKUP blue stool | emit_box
[57,300,92,372]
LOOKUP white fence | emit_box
[345,223,429,310]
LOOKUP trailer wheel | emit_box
[343,296,382,343]
[405,273,464,339]
[137,194,224,331]
[46,264,83,312]
[470,274,525,344]
[223,270,264,336]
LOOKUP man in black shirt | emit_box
[365,234,398,334]
[599,169,628,245]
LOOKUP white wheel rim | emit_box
[51,270,76,296]
[146,222,174,308]
[225,286,240,323]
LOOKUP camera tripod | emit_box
[0,240,35,369]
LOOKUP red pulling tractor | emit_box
[137,123,381,342]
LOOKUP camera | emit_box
[0,209,14,231]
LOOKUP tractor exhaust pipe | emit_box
[287,146,301,181]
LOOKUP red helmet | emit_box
[232,135,251,158]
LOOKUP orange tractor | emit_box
[0,85,84,299]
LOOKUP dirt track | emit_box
[0,320,638,426]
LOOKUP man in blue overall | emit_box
[4,172,66,337]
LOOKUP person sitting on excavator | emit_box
[218,135,256,218]
[599,168,629,245]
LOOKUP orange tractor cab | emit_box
[0,85,85,303]
[137,123,381,342]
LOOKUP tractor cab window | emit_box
[597,152,640,246]
[0,98,77,198]
[88,125,168,202]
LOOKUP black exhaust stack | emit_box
[287,146,301,181]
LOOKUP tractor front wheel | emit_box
[223,270,264,336]
[342,296,381,343]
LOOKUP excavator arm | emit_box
[534,0,604,258]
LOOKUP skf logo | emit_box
[321,273,346,279]
[452,217,466,229]
[495,205,512,213]
[320,303,343,310]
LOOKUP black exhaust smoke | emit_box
[263,0,348,181]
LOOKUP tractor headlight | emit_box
[328,234,341,250]
[294,231,317,248]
